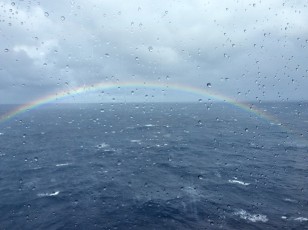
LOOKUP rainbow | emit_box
[0,81,278,124]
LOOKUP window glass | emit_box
[0,0,307,229]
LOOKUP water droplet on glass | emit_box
[44,12,49,17]
[148,46,153,52]
[61,16,65,21]
[198,175,203,180]
[206,83,212,88]
[4,48,9,52]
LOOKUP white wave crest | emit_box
[234,209,268,223]
[56,163,71,167]
[38,191,60,197]
[294,217,308,222]
[96,143,109,149]
[144,124,155,127]
[228,179,250,186]
[283,198,297,203]
[130,140,141,143]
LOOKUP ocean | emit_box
[0,102,307,229]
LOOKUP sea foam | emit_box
[234,209,268,222]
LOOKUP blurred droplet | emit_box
[207,83,212,88]
[148,46,153,52]
[44,12,49,17]
[61,16,65,21]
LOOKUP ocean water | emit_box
[0,102,307,229]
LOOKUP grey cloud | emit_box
[0,0,307,103]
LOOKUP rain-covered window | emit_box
[0,0,307,229]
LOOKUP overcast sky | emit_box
[0,0,307,103]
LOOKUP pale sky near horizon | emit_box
[0,0,307,103]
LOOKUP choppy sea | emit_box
[0,102,307,229]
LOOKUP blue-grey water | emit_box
[0,102,307,229]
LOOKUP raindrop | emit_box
[61,16,65,21]
[11,2,15,6]
[206,83,212,88]
[198,175,203,180]
[4,48,9,52]
[148,46,153,52]
[44,12,49,17]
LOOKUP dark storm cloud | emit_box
[0,0,307,103]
